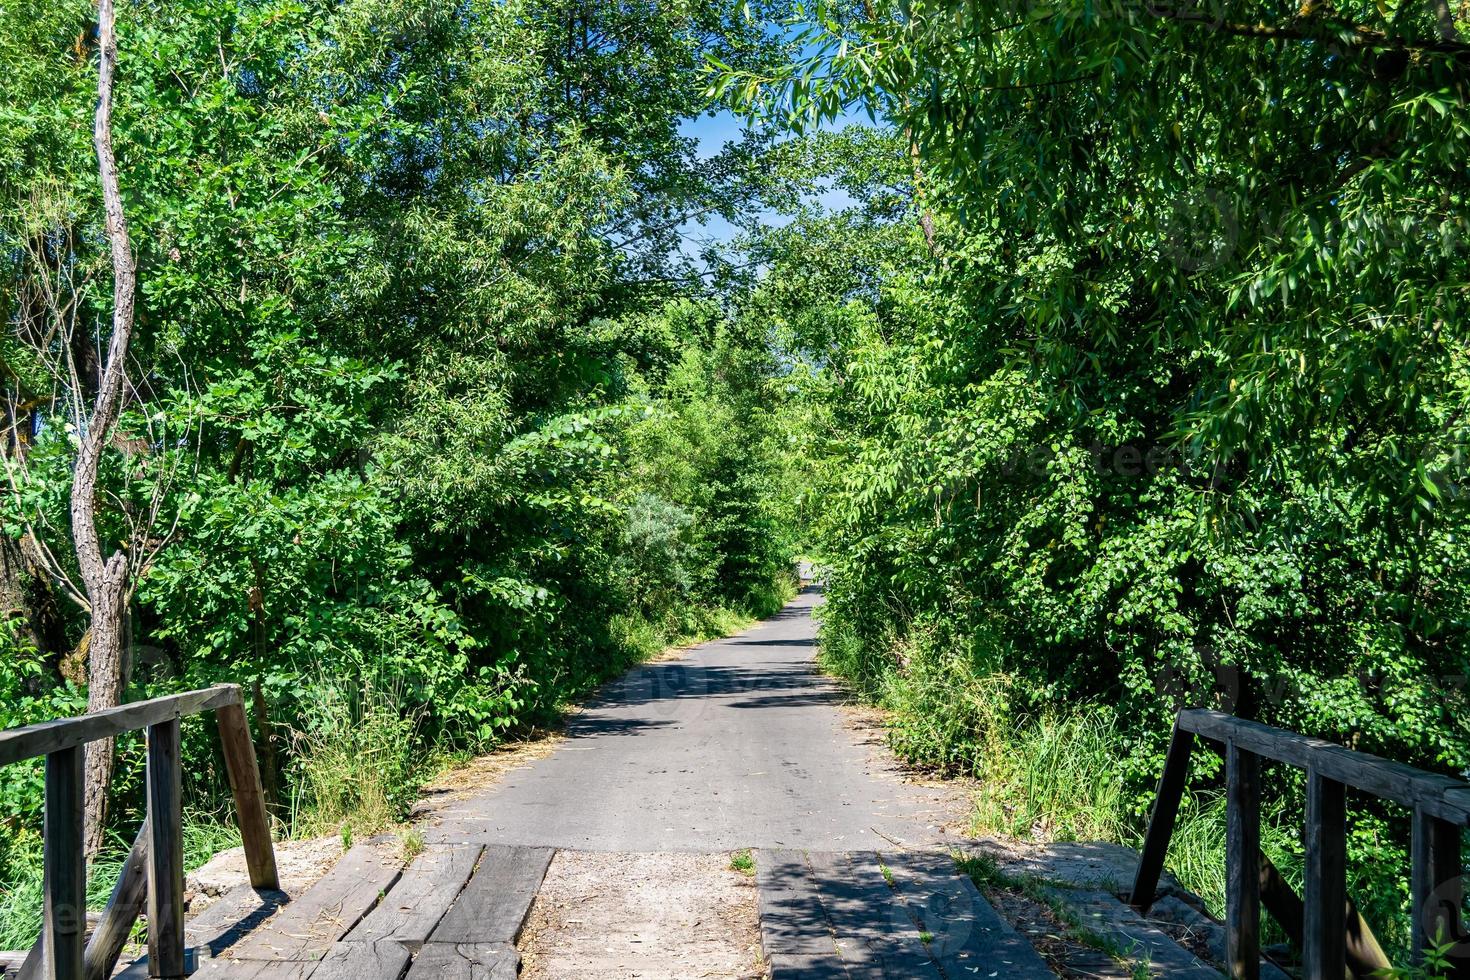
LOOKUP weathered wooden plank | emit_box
[186,886,292,962]
[1131,722,1194,913]
[309,941,411,980]
[426,846,551,946]
[227,845,403,963]
[753,849,841,962]
[115,885,294,979]
[1226,742,1260,980]
[1041,886,1220,979]
[45,745,86,980]
[882,850,1055,980]
[1179,710,1470,823]
[767,952,853,979]
[0,687,240,769]
[189,960,313,979]
[1304,771,1347,980]
[147,720,186,979]
[803,851,939,979]
[404,943,517,980]
[83,820,149,980]
[216,702,279,891]
[1411,806,1464,971]
[342,845,483,947]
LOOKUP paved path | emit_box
[118,589,1232,978]
[425,586,959,851]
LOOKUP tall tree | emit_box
[76,0,138,853]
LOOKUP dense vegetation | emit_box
[2,0,1467,962]
[721,0,1470,950]
[0,0,808,944]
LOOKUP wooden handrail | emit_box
[1132,710,1469,980]
[1178,709,1470,823]
[2,683,278,980]
[0,685,241,769]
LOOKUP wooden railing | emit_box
[0,684,278,980]
[1131,709,1470,980]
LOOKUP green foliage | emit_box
[0,0,807,947]
[717,4,1470,954]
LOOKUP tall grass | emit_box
[288,677,426,840]
[969,710,1131,845]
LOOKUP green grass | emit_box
[288,676,427,841]
[820,621,1426,962]
[729,849,755,876]
[0,816,243,950]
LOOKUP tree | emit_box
[72,0,140,854]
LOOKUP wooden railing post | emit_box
[146,719,186,980]
[1411,805,1465,970]
[1304,770,1347,980]
[216,699,279,891]
[44,746,85,980]
[1130,718,1193,913]
[1226,740,1260,980]
[83,819,148,980]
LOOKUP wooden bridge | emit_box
[2,687,1468,979]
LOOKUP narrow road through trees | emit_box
[425,586,960,852]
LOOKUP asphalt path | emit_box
[426,586,957,851]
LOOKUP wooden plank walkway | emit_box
[108,844,1123,979]
[145,842,552,980]
[754,848,1057,979]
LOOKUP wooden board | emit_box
[147,718,188,978]
[309,941,412,980]
[1040,887,1220,979]
[189,960,314,980]
[404,943,517,980]
[342,845,483,947]
[227,845,403,963]
[0,686,240,768]
[753,849,842,961]
[187,887,293,961]
[216,701,279,891]
[427,846,552,946]
[804,851,940,979]
[1179,710,1470,823]
[767,952,854,979]
[881,850,1056,980]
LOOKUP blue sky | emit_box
[675,106,879,257]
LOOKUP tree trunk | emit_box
[0,532,69,672]
[81,566,127,854]
[77,0,139,856]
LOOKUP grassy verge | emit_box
[817,619,1418,959]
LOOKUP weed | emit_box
[0,813,245,950]
[400,829,425,862]
[729,849,755,876]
